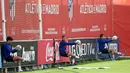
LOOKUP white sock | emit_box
[112,55,115,59]
[18,66,22,71]
[72,58,75,64]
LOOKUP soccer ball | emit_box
[75,40,81,45]
[16,45,22,50]
[112,36,118,40]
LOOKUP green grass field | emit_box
[22,60,130,73]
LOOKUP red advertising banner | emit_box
[42,0,62,39]
[5,0,39,40]
[66,0,112,38]
[42,0,113,39]
[37,40,54,65]
[113,0,130,5]
[0,1,2,40]
[55,39,70,63]
[113,0,130,56]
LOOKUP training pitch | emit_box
[21,60,130,73]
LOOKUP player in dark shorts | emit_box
[98,34,118,60]
[1,36,23,72]
[59,36,79,65]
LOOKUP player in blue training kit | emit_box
[98,34,118,60]
[59,36,78,65]
[1,36,23,72]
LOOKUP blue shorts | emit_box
[5,56,14,62]
[60,52,69,57]
[101,49,109,54]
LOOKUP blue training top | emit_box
[1,42,17,59]
[98,38,112,52]
[59,40,76,53]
